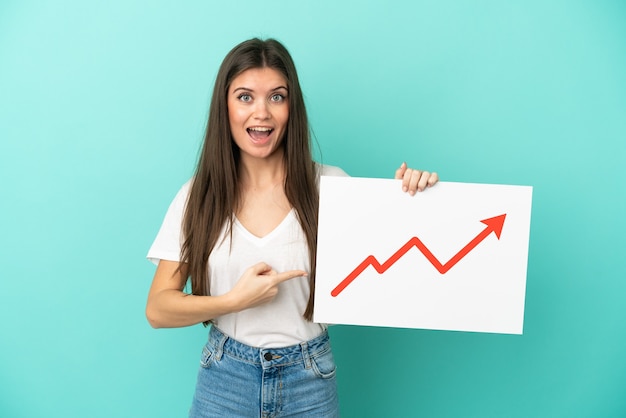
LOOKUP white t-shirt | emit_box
[147,164,348,348]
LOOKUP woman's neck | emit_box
[238,149,286,191]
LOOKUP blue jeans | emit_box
[189,326,339,418]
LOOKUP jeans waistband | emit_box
[208,326,331,368]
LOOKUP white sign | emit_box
[314,177,533,334]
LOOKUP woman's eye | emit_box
[270,94,284,102]
[238,94,252,102]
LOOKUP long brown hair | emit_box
[181,38,319,322]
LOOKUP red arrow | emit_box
[330,214,507,297]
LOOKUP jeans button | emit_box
[264,352,272,361]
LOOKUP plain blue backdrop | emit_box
[1,1,625,417]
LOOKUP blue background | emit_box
[1,1,625,417]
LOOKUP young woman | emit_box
[146,38,438,417]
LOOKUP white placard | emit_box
[314,177,533,334]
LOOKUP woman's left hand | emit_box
[395,162,439,195]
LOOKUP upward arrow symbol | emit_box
[330,214,507,297]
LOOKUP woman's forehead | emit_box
[230,67,288,91]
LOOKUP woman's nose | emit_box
[253,101,270,119]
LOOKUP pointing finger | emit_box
[273,270,308,284]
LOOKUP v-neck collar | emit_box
[233,209,296,246]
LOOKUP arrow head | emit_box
[480,214,506,239]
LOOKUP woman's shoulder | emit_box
[315,163,350,177]
[164,178,194,209]
[175,178,194,198]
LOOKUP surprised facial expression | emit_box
[227,67,289,162]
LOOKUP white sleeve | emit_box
[317,163,350,177]
[322,165,349,177]
[146,180,192,265]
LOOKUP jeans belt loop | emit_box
[213,327,228,361]
[300,341,312,370]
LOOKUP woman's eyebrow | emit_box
[232,85,288,93]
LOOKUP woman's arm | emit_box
[145,260,306,328]
[146,260,232,328]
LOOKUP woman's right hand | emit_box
[227,262,307,311]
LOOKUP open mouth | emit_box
[247,127,274,141]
